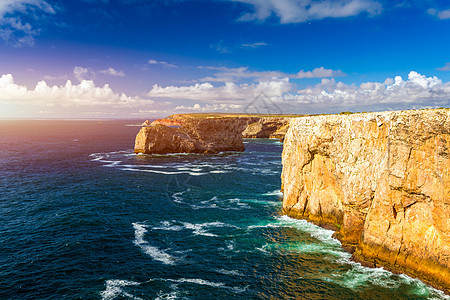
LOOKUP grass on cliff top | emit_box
[163,107,450,120]
[169,113,306,119]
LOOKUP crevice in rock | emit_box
[394,232,404,267]
[302,197,309,217]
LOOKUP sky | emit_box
[0,0,450,119]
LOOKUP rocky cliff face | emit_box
[134,116,253,154]
[135,114,291,154]
[241,117,290,139]
[282,109,450,292]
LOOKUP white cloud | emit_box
[147,71,450,114]
[148,59,177,68]
[175,103,243,112]
[210,40,231,53]
[291,71,450,106]
[0,0,54,17]
[437,62,450,71]
[199,66,345,82]
[241,41,269,48]
[428,8,450,20]
[0,0,55,47]
[294,67,346,79]
[148,78,293,103]
[99,67,125,77]
[73,66,92,82]
[231,0,382,23]
[0,73,159,117]
[147,78,293,105]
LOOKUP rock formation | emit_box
[135,115,251,154]
[134,114,292,154]
[241,117,290,139]
[281,109,450,292]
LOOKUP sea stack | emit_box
[134,114,292,154]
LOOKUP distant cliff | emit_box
[134,114,292,154]
[281,109,450,292]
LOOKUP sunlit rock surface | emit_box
[134,114,292,154]
[281,109,450,292]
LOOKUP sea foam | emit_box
[132,223,175,265]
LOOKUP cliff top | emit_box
[164,113,303,119]
[289,108,449,123]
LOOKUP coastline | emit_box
[281,108,450,294]
[132,109,450,295]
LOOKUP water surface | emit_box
[0,120,447,299]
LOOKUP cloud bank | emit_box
[290,71,450,106]
[199,66,345,82]
[2,71,449,118]
[230,0,382,23]
[149,71,450,113]
[0,73,158,117]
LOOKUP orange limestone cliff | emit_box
[134,115,252,154]
[281,109,450,292]
[134,114,292,154]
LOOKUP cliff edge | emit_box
[134,114,292,154]
[281,108,450,292]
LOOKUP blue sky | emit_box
[0,0,450,118]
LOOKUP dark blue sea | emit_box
[0,120,448,299]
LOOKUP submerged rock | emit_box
[281,108,450,292]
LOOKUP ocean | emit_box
[0,120,448,299]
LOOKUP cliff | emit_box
[241,117,290,139]
[134,114,292,154]
[281,109,450,292]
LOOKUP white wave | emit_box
[272,217,450,298]
[241,198,282,207]
[122,164,168,168]
[397,274,450,299]
[101,279,141,300]
[276,215,341,246]
[256,244,270,254]
[182,221,236,237]
[120,168,208,176]
[216,269,245,276]
[171,191,185,204]
[161,277,248,293]
[226,240,235,251]
[173,195,251,211]
[247,223,282,230]
[102,161,122,167]
[132,223,175,265]
[169,278,225,288]
[152,221,184,231]
[151,219,237,237]
[262,189,283,197]
[155,291,179,300]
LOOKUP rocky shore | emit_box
[281,109,450,293]
[134,114,292,154]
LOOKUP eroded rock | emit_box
[134,114,293,154]
[282,109,450,292]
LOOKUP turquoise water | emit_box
[0,120,448,299]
